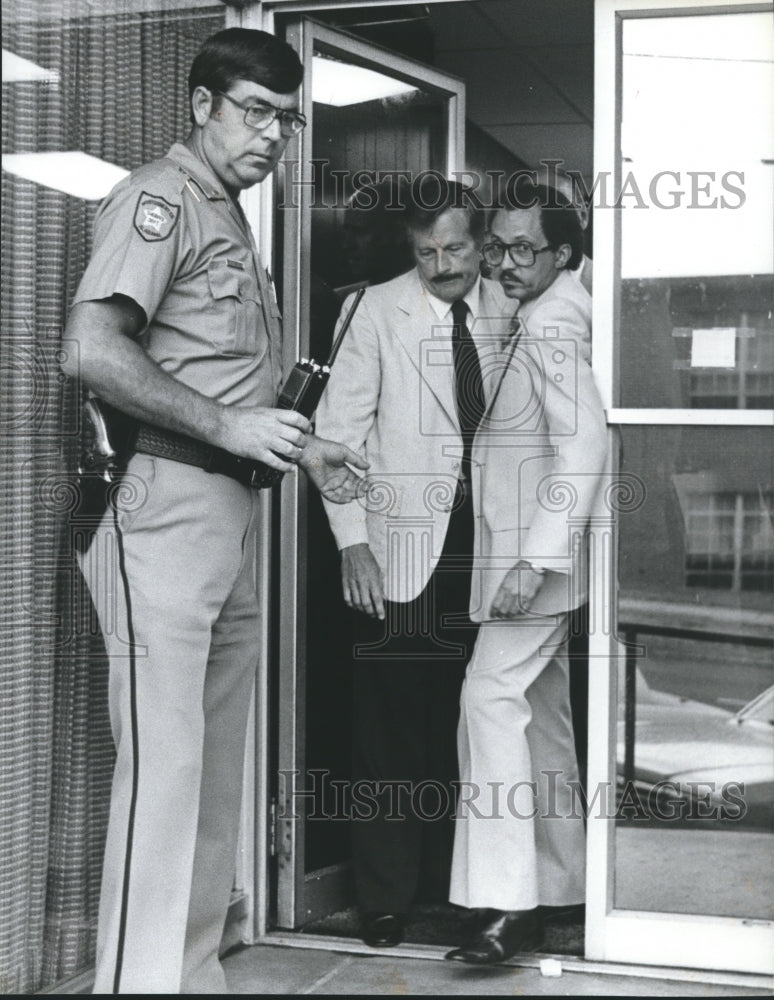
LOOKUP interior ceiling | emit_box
[6,0,594,177]
[311,0,594,179]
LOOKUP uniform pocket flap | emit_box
[207,260,243,300]
[207,258,259,302]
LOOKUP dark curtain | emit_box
[0,3,224,991]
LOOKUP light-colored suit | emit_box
[450,268,608,910]
[316,266,512,914]
[317,268,512,598]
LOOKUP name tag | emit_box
[226,258,245,271]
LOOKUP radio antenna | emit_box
[325,286,366,368]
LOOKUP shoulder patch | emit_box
[133,191,180,242]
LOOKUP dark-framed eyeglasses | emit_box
[214,90,307,137]
[482,240,552,268]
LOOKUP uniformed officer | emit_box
[61,29,366,994]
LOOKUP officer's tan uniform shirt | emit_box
[73,142,282,407]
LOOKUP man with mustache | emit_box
[316,178,511,948]
[445,181,608,965]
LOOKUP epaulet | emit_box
[179,172,206,203]
[127,156,183,190]
[132,159,206,201]
[156,161,203,200]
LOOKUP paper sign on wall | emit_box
[690,328,737,368]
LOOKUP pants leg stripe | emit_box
[110,503,140,995]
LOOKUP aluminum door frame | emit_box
[251,4,466,930]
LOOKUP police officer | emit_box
[62,29,366,994]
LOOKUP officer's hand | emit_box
[489,561,545,619]
[341,543,385,620]
[222,407,311,471]
[299,436,369,504]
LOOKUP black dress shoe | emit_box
[361,912,405,947]
[445,908,544,965]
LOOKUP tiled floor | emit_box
[222,936,774,997]
[45,935,774,995]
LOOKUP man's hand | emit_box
[341,543,385,620]
[489,561,545,619]
[62,299,312,472]
[299,435,369,504]
[219,407,311,471]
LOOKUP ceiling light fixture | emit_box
[312,55,417,107]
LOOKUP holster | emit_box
[73,398,135,553]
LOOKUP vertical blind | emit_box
[0,3,225,991]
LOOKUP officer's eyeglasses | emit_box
[214,91,307,137]
[482,240,552,268]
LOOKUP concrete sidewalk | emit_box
[222,935,774,996]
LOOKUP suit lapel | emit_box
[474,281,518,417]
[390,274,518,426]
[392,271,459,426]
[476,273,581,428]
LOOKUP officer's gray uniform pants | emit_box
[79,454,260,994]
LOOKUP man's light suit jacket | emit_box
[316,268,512,604]
[469,268,609,621]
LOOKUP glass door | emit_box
[587,0,774,974]
[273,15,465,929]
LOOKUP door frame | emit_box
[249,2,467,931]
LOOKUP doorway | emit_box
[265,0,593,954]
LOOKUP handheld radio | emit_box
[249,285,366,488]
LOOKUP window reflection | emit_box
[618,11,774,410]
[614,426,774,918]
[621,276,774,410]
[680,488,774,593]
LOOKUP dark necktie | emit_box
[450,299,485,480]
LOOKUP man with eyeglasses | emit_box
[62,28,365,994]
[444,181,608,965]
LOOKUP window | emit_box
[685,491,774,592]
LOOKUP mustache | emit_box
[432,273,464,284]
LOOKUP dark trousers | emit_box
[350,488,479,914]
[568,602,590,794]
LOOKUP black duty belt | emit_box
[133,423,276,489]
